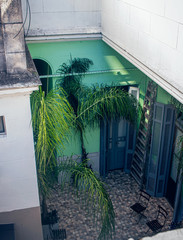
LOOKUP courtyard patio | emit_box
[47,170,174,240]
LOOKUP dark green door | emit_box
[99,85,139,176]
[106,118,127,171]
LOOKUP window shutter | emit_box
[146,103,164,196]
[156,105,175,197]
[146,103,175,197]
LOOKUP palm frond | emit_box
[56,58,93,111]
[58,158,115,240]
[77,85,141,128]
[57,57,93,77]
[31,87,74,195]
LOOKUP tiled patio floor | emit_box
[47,170,174,240]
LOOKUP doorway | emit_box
[100,86,138,176]
[33,59,52,95]
[106,118,127,171]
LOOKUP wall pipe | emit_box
[39,68,137,79]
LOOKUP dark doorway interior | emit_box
[33,59,52,95]
[166,177,177,207]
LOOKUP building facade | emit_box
[0,0,43,239]
[23,0,183,228]
[1,0,183,239]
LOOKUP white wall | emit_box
[141,228,183,240]
[0,91,40,212]
[22,0,101,36]
[102,0,183,103]
[22,0,183,102]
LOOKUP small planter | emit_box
[42,209,59,225]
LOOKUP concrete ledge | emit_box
[25,32,102,43]
[140,228,183,240]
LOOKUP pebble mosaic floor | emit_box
[47,170,174,240]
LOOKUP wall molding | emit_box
[26,33,102,43]
[0,86,38,97]
[103,35,183,104]
[26,32,183,103]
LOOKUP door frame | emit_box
[99,85,139,176]
[100,118,128,175]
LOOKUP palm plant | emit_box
[57,57,139,161]
[59,158,115,239]
[31,58,140,239]
[31,88,73,221]
[56,57,93,161]
[31,87,115,239]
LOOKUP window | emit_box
[129,86,139,100]
[0,116,6,134]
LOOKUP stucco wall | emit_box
[23,0,183,102]
[102,0,183,103]
[22,0,101,36]
[28,40,172,160]
[0,90,40,212]
[28,40,148,156]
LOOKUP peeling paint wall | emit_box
[0,0,27,73]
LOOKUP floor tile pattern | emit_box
[47,170,174,240]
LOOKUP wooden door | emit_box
[100,86,139,176]
[106,118,127,171]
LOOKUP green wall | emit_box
[28,40,172,156]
